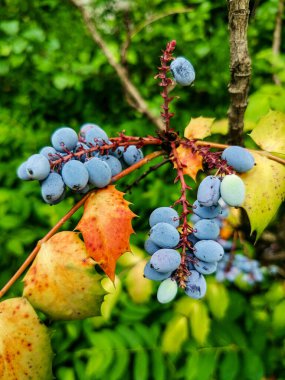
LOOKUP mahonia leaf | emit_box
[161,315,188,353]
[240,152,285,240]
[125,259,153,304]
[175,145,203,180]
[184,116,215,139]
[23,231,106,320]
[76,186,136,281]
[211,118,255,135]
[249,110,285,155]
[189,300,210,345]
[0,297,53,379]
[206,279,229,319]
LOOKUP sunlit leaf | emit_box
[125,259,153,303]
[162,315,188,353]
[211,118,255,135]
[272,300,285,332]
[184,116,215,139]
[189,301,210,345]
[206,280,229,319]
[76,186,136,280]
[0,297,53,379]
[175,145,203,180]
[250,110,285,155]
[23,231,107,320]
[240,152,285,240]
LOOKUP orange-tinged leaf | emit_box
[184,117,215,140]
[175,145,203,180]
[76,186,136,281]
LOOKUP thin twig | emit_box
[272,0,284,85]
[0,151,163,299]
[124,158,170,193]
[70,0,163,130]
[196,140,285,166]
[227,0,252,146]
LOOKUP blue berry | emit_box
[149,207,179,228]
[62,160,89,191]
[39,146,57,160]
[170,57,195,86]
[144,238,160,255]
[101,155,122,176]
[220,174,245,207]
[194,259,217,275]
[197,176,221,207]
[157,278,178,304]
[17,162,31,181]
[149,222,180,248]
[123,145,143,166]
[222,146,255,173]
[150,249,181,273]
[193,219,220,240]
[194,240,224,262]
[84,157,112,188]
[185,270,207,299]
[85,126,108,146]
[41,172,65,204]
[192,200,222,219]
[51,127,78,152]
[26,154,50,180]
[143,261,172,281]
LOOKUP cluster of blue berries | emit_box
[143,146,256,304]
[17,124,143,204]
[216,252,264,285]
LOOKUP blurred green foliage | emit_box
[1,0,285,379]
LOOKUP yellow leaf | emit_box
[250,110,285,155]
[206,280,229,319]
[184,116,215,139]
[125,259,153,304]
[211,119,255,135]
[76,186,136,281]
[189,301,210,345]
[240,152,285,240]
[162,315,188,353]
[23,231,107,320]
[0,297,53,379]
[175,145,203,180]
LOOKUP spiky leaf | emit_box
[175,145,203,180]
[23,231,106,320]
[184,117,215,139]
[250,110,285,155]
[240,153,285,239]
[0,297,53,379]
[76,186,136,281]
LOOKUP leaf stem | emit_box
[0,151,163,299]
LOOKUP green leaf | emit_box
[0,20,19,35]
[186,350,217,380]
[162,315,188,353]
[125,259,153,303]
[272,300,285,332]
[189,301,211,345]
[250,111,285,155]
[242,350,264,380]
[134,350,149,380]
[206,280,229,319]
[151,350,166,380]
[240,152,285,239]
[219,352,239,380]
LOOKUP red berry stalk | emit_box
[155,40,177,132]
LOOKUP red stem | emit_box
[170,141,193,288]
[155,40,176,132]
